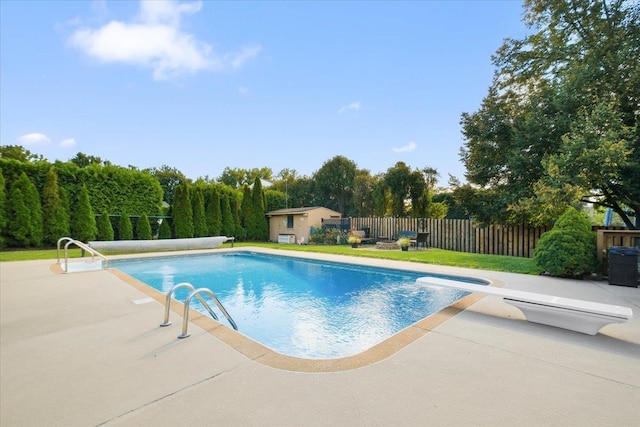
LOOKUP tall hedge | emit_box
[71,184,96,242]
[96,212,114,241]
[533,207,599,277]
[41,167,70,245]
[241,185,254,239]
[173,184,194,238]
[136,213,152,240]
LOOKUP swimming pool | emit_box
[113,251,488,359]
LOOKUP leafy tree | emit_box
[205,188,222,236]
[96,211,114,241]
[460,0,640,227]
[69,152,105,168]
[0,145,46,162]
[533,207,599,277]
[172,184,194,238]
[136,213,152,240]
[351,170,376,217]
[41,167,70,245]
[149,165,188,206]
[313,155,356,215]
[71,184,97,242]
[384,162,414,217]
[118,212,133,240]
[191,187,208,237]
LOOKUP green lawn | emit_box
[0,242,539,275]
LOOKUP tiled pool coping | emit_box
[87,247,496,372]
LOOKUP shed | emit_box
[265,207,342,244]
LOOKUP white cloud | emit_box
[392,141,417,153]
[338,101,361,114]
[59,138,77,148]
[69,1,261,81]
[17,133,51,145]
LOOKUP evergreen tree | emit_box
[118,212,133,240]
[25,173,43,246]
[96,211,114,241]
[230,194,245,240]
[173,184,194,238]
[205,188,222,236]
[241,185,254,239]
[0,169,7,247]
[41,167,70,245]
[71,184,97,242]
[250,177,268,240]
[158,218,172,239]
[191,187,208,237]
[220,193,235,237]
[6,174,32,246]
[136,212,152,240]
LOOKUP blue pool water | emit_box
[113,252,486,359]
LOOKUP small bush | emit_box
[136,213,152,240]
[533,207,598,277]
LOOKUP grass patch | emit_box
[0,242,539,275]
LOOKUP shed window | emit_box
[287,215,294,228]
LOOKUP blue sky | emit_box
[0,1,528,187]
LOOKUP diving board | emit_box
[416,277,633,335]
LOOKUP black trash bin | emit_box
[608,246,639,287]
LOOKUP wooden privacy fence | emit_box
[349,217,553,258]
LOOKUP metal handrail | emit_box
[179,288,238,338]
[160,283,218,326]
[57,237,108,273]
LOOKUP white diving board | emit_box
[416,277,633,335]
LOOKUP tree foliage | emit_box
[96,211,114,241]
[6,172,43,246]
[136,213,152,240]
[118,212,133,240]
[205,188,222,236]
[460,0,639,227]
[41,167,70,245]
[0,169,6,247]
[71,184,96,242]
[533,207,599,277]
[313,156,356,215]
[172,184,194,238]
[191,186,208,237]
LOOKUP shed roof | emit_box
[265,207,341,216]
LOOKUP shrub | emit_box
[158,218,172,239]
[71,184,96,243]
[96,212,114,241]
[533,207,599,277]
[118,212,133,240]
[136,213,152,240]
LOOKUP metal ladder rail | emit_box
[160,283,219,326]
[179,288,238,338]
[57,237,109,273]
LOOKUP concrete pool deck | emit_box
[1,248,639,426]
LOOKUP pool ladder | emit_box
[161,283,238,338]
[57,237,108,273]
